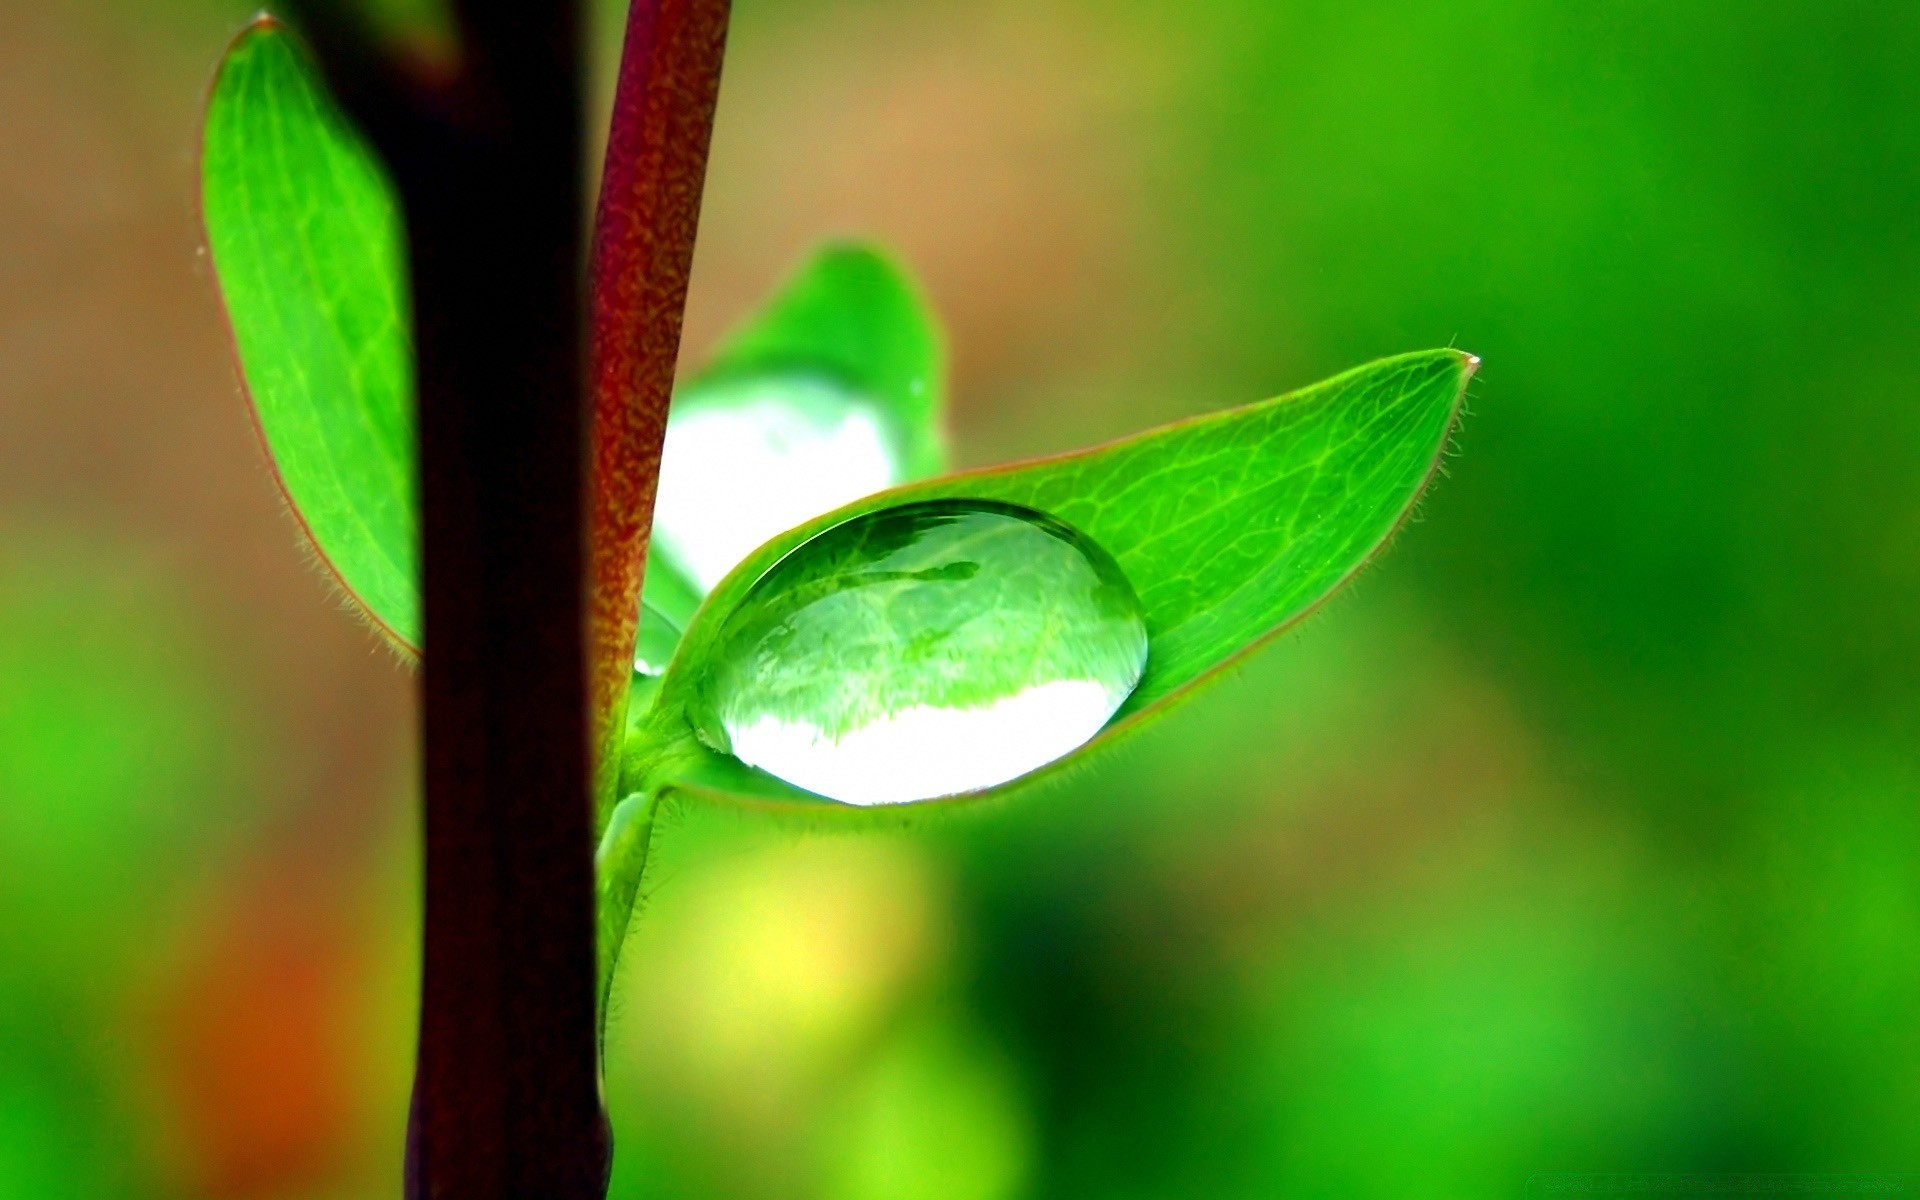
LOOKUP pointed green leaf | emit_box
[694,240,948,478]
[626,349,1474,812]
[202,19,418,651]
[647,242,948,598]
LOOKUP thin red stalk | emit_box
[586,0,732,811]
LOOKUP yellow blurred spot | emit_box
[821,1014,1034,1200]
[611,835,949,1127]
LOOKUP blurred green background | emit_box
[4,0,1918,1195]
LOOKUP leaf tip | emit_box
[1456,349,1482,378]
[234,9,288,46]
[211,9,281,81]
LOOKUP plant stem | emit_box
[386,3,604,1197]
[587,0,733,824]
[298,0,731,1193]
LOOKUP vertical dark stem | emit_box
[293,0,732,1193]
[392,3,605,1197]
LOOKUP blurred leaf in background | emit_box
[819,1012,1032,1200]
[0,526,249,979]
[0,526,259,1194]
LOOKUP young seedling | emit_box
[200,4,1472,1196]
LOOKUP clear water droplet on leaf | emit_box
[653,375,904,593]
[634,600,684,677]
[692,499,1149,806]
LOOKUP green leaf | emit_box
[647,243,948,597]
[594,787,658,1029]
[626,349,1475,811]
[640,555,704,631]
[202,19,418,651]
[694,240,948,479]
[633,599,686,677]
[607,246,950,965]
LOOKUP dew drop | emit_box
[692,499,1149,806]
[652,375,904,594]
[634,601,683,677]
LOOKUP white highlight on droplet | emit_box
[652,381,900,593]
[722,679,1127,806]
[634,650,670,676]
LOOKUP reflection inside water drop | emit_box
[693,499,1148,806]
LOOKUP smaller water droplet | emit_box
[693,499,1149,806]
[653,375,905,593]
[634,601,683,677]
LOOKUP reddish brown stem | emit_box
[586,0,733,811]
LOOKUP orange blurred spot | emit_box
[151,881,357,1199]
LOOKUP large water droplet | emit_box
[692,499,1149,806]
[652,374,904,594]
